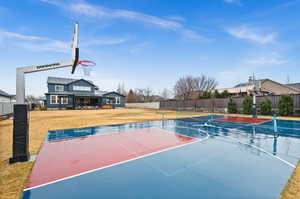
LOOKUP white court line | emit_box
[223,136,296,168]
[24,135,201,191]
[174,124,296,169]
[257,119,272,125]
[156,127,210,142]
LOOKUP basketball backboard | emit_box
[71,22,79,74]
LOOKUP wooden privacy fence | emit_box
[0,102,14,116]
[160,94,300,115]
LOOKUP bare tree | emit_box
[174,75,217,100]
[116,82,126,96]
[160,88,171,100]
[126,89,136,103]
[144,87,153,102]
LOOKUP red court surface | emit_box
[26,128,198,189]
[216,116,270,124]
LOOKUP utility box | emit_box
[9,104,30,163]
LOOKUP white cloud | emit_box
[40,0,207,42]
[180,29,209,42]
[16,40,70,53]
[245,52,287,65]
[165,16,185,22]
[0,27,129,53]
[0,29,70,53]
[226,25,276,44]
[0,29,45,41]
[69,3,182,30]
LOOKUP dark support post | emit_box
[9,104,30,163]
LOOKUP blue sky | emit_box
[1,0,300,96]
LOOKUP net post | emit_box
[273,113,277,133]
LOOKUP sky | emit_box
[1,0,300,97]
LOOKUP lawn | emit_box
[0,108,299,199]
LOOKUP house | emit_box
[0,89,15,103]
[286,83,300,91]
[217,78,300,96]
[45,77,125,109]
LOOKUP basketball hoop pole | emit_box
[10,23,79,163]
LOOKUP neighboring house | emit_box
[286,83,300,91]
[0,89,15,103]
[45,77,125,109]
[217,78,300,96]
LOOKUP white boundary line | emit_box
[24,132,201,191]
[174,124,296,168]
[157,127,210,142]
[223,136,296,168]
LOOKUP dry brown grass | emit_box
[0,108,205,199]
[279,160,300,199]
[0,108,299,199]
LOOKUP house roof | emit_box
[234,79,267,88]
[47,77,96,87]
[103,91,126,97]
[0,89,11,97]
[95,90,109,96]
[285,83,300,91]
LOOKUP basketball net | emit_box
[77,60,96,76]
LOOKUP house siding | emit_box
[0,95,11,103]
[103,93,125,107]
[68,80,96,93]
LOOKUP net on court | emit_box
[176,113,271,130]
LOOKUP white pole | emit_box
[16,68,25,104]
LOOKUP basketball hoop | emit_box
[77,60,96,76]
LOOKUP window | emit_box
[115,97,120,104]
[73,86,91,91]
[55,85,64,92]
[84,97,90,104]
[106,98,115,104]
[61,96,68,104]
[50,95,58,104]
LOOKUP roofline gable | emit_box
[66,79,97,87]
[103,91,126,97]
[261,79,300,92]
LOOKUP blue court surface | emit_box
[22,115,300,199]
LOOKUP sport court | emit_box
[22,115,300,199]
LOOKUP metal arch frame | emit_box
[10,22,79,163]
[16,22,79,104]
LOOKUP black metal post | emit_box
[9,104,30,163]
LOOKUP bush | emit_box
[228,98,237,113]
[213,90,222,98]
[221,90,230,98]
[260,98,272,115]
[213,90,230,98]
[278,95,294,116]
[199,91,211,99]
[243,95,253,114]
